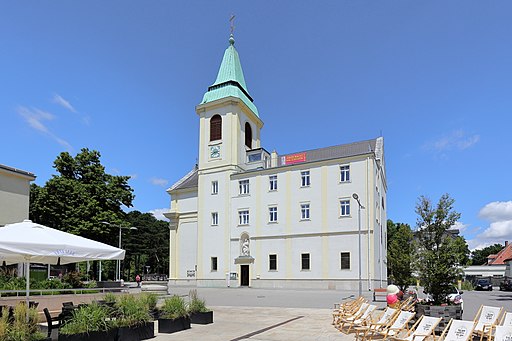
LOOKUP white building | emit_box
[0,163,36,226]
[165,34,387,290]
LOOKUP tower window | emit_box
[269,254,277,271]
[301,171,310,187]
[245,122,252,148]
[210,115,222,141]
[340,252,350,269]
[301,253,310,271]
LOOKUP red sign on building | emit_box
[283,152,307,165]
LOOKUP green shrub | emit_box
[116,294,152,327]
[188,289,210,313]
[104,292,117,304]
[140,292,158,311]
[62,271,84,288]
[461,281,474,291]
[1,302,46,341]
[59,303,114,335]
[160,295,188,319]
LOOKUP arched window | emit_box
[210,115,222,141]
[245,122,252,149]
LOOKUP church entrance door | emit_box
[240,265,249,286]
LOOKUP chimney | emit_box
[506,241,509,247]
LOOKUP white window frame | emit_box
[300,170,310,187]
[239,179,250,195]
[340,252,350,270]
[300,203,310,220]
[340,165,350,182]
[211,180,218,195]
[301,253,310,271]
[211,257,218,272]
[238,209,250,225]
[340,199,350,217]
[269,254,277,271]
[211,212,218,226]
[269,206,278,223]
[269,175,278,191]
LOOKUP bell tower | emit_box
[196,34,263,173]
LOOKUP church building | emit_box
[165,34,387,290]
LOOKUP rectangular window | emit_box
[211,180,218,195]
[239,179,250,195]
[300,203,310,220]
[269,175,278,191]
[340,165,350,182]
[211,257,218,271]
[239,210,250,225]
[269,254,277,271]
[301,171,310,187]
[301,253,310,270]
[211,212,218,226]
[340,252,350,270]
[340,200,350,216]
[269,206,278,223]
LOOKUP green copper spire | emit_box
[201,34,259,117]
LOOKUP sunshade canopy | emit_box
[0,220,125,265]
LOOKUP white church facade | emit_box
[165,34,388,290]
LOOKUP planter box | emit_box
[58,328,118,341]
[190,311,213,324]
[416,304,462,331]
[116,322,155,341]
[158,316,191,333]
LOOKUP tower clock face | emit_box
[210,145,221,158]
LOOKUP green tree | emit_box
[471,244,504,265]
[387,220,414,291]
[415,193,467,304]
[29,148,135,244]
[123,211,170,279]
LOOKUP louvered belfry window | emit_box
[210,115,222,141]
[245,122,252,148]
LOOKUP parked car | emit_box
[475,278,493,291]
[500,279,512,291]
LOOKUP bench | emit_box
[373,288,387,302]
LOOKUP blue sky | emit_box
[2,1,511,250]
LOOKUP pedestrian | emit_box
[135,274,141,288]
[386,284,400,308]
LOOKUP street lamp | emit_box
[352,193,365,297]
[102,222,138,281]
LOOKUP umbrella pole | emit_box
[25,261,30,321]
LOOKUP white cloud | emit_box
[479,201,512,222]
[425,129,480,152]
[150,177,169,187]
[17,106,73,151]
[466,201,512,250]
[149,208,170,221]
[451,221,468,233]
[52,94,77,113]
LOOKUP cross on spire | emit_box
[230,14,235,35]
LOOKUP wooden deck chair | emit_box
[473,305,504,340]
[375,310,416,340]
[482,312,512,341]
[334,302,369,327]
[353,306,399,340]
[333,296,366,324]
[399,296,416,312]
[492,326,512,341]
[338,304,378,334]
[390,315,442,341]
[437,319,476,341]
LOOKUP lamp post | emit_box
[102,222,138,281]
[352,193,365,297]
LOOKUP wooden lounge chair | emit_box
[472,305,503,341]
[481,312,512,340]
[390,315,442,341]
[354,306,399,340]
[338,304,378,334]
[437,319,476,341]
[333,296,367,323]
[492,326,512,341]
[334,302,369,327]
[374,310,416,340]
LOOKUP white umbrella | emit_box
[0,219,125,309]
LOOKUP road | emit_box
[163,284,512,319]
